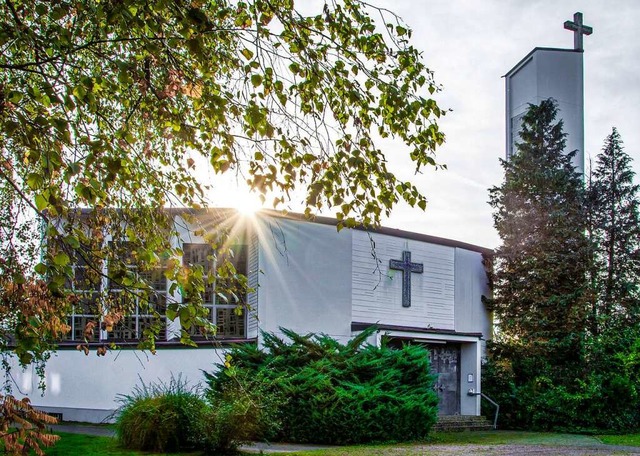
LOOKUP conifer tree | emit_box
[587,128,640,333]
[488,99,588,372]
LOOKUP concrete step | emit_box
[432,415,495,432]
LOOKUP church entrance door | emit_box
[427,344,460,415]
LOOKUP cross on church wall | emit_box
[564,12,593,51]
[389,250,424,308]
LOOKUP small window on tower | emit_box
[509,112,525,158]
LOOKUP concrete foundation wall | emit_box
[10,347,226,423]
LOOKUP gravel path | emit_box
[390,444,640,455]
[52,425,640,455]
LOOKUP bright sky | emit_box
[215,1,640,249]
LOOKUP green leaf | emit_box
[251,74,263,87]
[66,235,80,250]
[26,173,44,190]
[53,252,70,266]
[34,194,48,211]
[8,91,24,103]
[241,48,254,60]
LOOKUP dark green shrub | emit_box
[205,328,438,445]
[483,340,640,432]
[115,375,206,452]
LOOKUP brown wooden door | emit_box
[428,344,460,415]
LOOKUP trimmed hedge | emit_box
[205,328,438,444]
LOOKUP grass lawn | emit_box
[596,433,640,447]
[45,432,198,456]
[429,430,602,446]
[45,430,640,456]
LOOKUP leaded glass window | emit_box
[64,247,102,342]
[108,242,167,341]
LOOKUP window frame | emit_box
[181,242,248,339]
[64,241,169,343]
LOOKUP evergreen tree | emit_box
[484,104,640,433]
[587,128,640,332]
[488,99,588,373]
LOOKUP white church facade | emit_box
[12,210,493,423]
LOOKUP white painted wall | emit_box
[351,230,455,330]
[460,342,481,415]
[9,212,493,422]
[506,48,585,174]
[255,216,353,342]
[9,347,226,422]
[454,248,492,338]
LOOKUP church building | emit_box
[12,209,493,423]
[12,10,591,428]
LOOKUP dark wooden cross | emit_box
[564,12,593,51]
[389,251,423,308]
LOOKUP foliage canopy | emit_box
[0,0,445,364]
[485,101,640,432]
[586,127,640,334]
[488,98,588,370]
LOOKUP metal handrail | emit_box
[467,389,499,429]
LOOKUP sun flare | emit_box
[232,189,264,216]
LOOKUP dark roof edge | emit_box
[351,322,484,339]
[75,207,493,255]
[503,46,582,78]
[258,209,493,255]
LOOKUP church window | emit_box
[64,242,168,342]
[509,112,525,158]
[107,242,168,341]
[182,243,247,339]
[65,247,102,342]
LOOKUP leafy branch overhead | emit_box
[0,0,446,363]
[1,0,444,228]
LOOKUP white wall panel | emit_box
[256,217,353,342]
[352,231,455,329]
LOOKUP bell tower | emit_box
[504,12,592,175]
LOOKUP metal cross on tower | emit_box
[389,251,423,308]
[564,12,593,51]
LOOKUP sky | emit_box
[374,0,640,249]
[215,1,640,249]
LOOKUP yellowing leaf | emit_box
[241,48,254,60]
